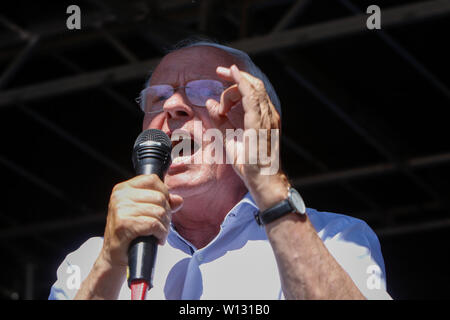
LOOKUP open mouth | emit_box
[170,133,201,165]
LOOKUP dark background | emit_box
[0,0,449,300]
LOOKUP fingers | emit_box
[114,175,183,214]
[120,188,166,206]
[123,202,171,241]
[217,66,252,113]
[114,212,170,246]
[232,67,280,122]
[107,174,183,253]
[205,85,242,124]
[217,65,261,107]
[216,65,278,123]
[127,174,169,195]
[220,85,242,115]
[229,65,267,115]
[169,193,184,213]
[205,98,223,124]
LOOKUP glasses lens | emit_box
[142,85,173,113]
[185,80,224,106]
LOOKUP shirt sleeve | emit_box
[319,216,392,300]
[48,237,104,300]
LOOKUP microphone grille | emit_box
[134,129,172,150]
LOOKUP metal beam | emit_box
[0,36,39,89]
[2,0,449,107]
[13,55,136,180]
[51,53,141,116]
[231,0,450,55]
[0,16,174,63]
[18,104,133,178]
[0,20,146,63]
[97,27,139,63]
[0,148,108,216]
[1,193,447,240]
[0,14,31,40]
[0,58,160,107]
[0,212,105,240]
[0,208,62,252]
[0,0,195,49]
[0,152,99,254]
[338,0,450,102]
[0,212,64,252]
[270,0,311,33]
[0,11,115,51]
[283,63,442,203]
[0,155,72,204]
[376,216,450,238]
[282,135,381,212]
[365,201,442,222]
[1,151,449,239]
[292,152,450,187]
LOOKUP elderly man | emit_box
[49,40,391,300]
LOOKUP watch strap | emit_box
[256,199,293,226]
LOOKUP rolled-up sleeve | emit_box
[318,214,391,299]
[48,237,103,300]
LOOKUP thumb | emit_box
[169,193,184,213]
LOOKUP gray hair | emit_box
[143,38,282,115]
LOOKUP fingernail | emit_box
[231,65,241,80]
[205,99,214,108]
[217,66,230,75]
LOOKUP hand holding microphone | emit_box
[99,130,183,299]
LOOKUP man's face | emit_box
[142,46,244,198]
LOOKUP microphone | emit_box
[128,129,172,300]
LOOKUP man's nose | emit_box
[163,91,194,120]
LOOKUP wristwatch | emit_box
[256,188,306,225]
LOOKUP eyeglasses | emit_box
[137,79,225,114]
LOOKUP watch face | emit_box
[289,189,306,214]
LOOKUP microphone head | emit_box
[133,129,172,150]
[132,129,172,176]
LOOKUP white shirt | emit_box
[49,192,392,300]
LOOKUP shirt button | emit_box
[196,253,203,263]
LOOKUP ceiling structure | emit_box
[0,0,449,299]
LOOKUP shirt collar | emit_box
[167,191,259,254]
[222,191,259,222]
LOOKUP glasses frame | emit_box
[136,79,225,114]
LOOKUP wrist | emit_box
[247,172,291,212]
[75,252,126,300]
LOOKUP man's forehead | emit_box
[150,47,238,85]
[166,45,236,62]
[149,66,221,86]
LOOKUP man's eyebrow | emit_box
[150,74,233,87]
[186,74,217,80]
